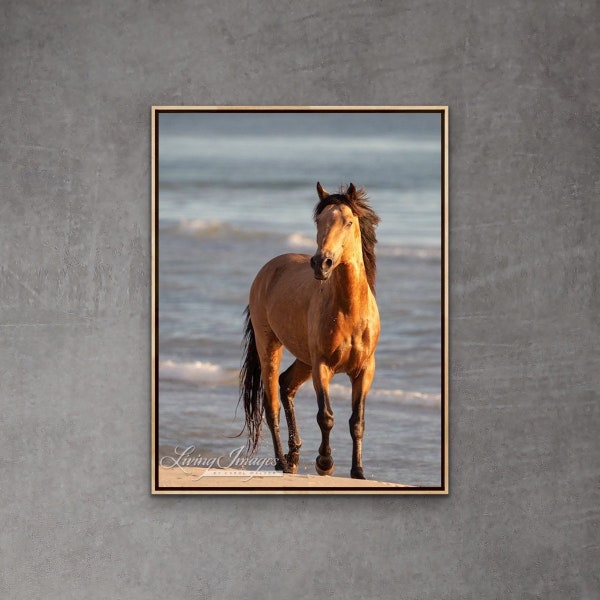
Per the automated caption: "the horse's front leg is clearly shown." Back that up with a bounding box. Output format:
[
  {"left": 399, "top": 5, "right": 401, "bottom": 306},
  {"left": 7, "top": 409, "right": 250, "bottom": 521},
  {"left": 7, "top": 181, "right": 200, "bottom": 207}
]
[
  {"left": 348, "top": 355, "right": 376, "bottom": 479},
  {"left": 313, "top": 362, "right": 335, "bottom": 476}
]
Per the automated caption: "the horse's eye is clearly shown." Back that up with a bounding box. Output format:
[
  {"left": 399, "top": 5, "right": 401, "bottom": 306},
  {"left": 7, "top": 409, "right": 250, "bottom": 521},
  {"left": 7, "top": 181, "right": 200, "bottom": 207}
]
[{"left": 345, "top": 221, "right": 353, "bottom": 228}]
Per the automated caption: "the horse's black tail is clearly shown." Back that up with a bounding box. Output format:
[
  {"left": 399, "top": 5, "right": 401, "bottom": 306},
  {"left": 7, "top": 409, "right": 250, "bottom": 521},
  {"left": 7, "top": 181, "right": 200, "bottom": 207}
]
[{"left": 239, "top": 306, "right": 264, "bottom": 455}]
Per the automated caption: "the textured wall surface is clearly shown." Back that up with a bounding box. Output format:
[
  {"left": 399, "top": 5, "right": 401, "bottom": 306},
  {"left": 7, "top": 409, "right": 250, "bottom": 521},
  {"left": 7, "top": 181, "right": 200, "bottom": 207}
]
[{"left": 1, "top": 1, "right": 598, "bottom": 598}]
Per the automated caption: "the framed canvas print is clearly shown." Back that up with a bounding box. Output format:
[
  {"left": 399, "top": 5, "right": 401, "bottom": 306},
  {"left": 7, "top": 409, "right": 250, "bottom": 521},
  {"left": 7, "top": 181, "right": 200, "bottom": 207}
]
[{"left": 152, "top": 106, "right": 448, "bottom": 494}]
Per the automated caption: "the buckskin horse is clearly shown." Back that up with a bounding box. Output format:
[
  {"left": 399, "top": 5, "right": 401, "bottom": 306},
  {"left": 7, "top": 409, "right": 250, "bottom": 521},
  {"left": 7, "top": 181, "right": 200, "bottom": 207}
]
[{"left": 239, "top": 182, "right": 380, "bottom": 479}]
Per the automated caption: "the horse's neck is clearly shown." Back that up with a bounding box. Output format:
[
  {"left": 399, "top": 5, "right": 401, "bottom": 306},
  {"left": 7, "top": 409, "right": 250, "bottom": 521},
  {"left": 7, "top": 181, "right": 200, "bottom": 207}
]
[{"left": 330, "top": 258, "right": 370, "bottom": 315}]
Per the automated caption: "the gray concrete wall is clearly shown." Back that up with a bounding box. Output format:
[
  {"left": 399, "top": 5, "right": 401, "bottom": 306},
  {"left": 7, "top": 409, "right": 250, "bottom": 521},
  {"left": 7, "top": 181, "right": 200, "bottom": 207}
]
[{"left": 1, "top": 1, "right": 598, "bottom": 598}]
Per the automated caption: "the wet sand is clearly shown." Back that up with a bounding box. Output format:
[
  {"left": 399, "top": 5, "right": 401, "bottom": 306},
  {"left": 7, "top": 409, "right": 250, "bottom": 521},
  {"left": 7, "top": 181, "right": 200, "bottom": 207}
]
[{"left": 156, "top": 466, "right": 418, "bottom": 493}]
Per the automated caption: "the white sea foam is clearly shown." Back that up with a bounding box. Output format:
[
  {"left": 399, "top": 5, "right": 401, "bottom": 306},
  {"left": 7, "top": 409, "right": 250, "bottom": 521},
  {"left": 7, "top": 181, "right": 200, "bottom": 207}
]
[
  {"left": 378, "top": 245, "right": 441, "bottom": 259},
  {"left": 167, "top": 221, "right": 439, "bottom": 262},
  {"left": 369, "top": 387, "right": 442, "bottom": 407},
  {"left": 285, "top": 233, "right": 439, "bottom": 260},
  {"left": 169, "top": 219, "right": 277, "bottom": 242},
  {"left": 299, "top": 382, "right": 441, "bottom": 408},
  {"left": 286, "top": 232, "right": 315, "bottom": 249},
  {"left": 159, "top": 359, "right": 235, "bottom": 385},
  {"left": 174, "top": 219, "right": 227, "bottom": 236},
  {"left": 160, "top": 358, "right": 441, "bottom": 407}
]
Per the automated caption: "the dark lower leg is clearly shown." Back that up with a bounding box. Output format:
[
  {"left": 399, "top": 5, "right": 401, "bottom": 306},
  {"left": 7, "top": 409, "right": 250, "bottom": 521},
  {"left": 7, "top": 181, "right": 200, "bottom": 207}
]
[
  {"left": 265, "top": 405, "right": 287, "bottom": 471},
  {"left": 349, "top": 410, "right": 365, "bottom": 479},
  {"left": 282, "top": 399, "right": 301, "bottom": 472},
  {"left": 279, "top": 360, "right": 311, "bottom": 472},
  {"left": 258, "top": 346, "right": 286, "bottom": 471},
  {"left": 315, "top": 390, "right": 334, "bottom": 475},
  {"left": 349, "top": 363, "right": 373, "bottom": 479}
]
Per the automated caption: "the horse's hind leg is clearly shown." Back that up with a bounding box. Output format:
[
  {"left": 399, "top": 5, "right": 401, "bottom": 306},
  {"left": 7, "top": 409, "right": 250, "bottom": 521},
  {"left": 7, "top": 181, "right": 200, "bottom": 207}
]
[
  {"left": 279, "top": 359, "right": 312, "bottom": 473},
  {"left": 256, "top": 340, "right": 288, "bottom": 471}
]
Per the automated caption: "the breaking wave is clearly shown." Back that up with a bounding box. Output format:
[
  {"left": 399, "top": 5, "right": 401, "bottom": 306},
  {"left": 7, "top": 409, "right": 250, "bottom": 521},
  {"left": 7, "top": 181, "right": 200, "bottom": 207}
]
[
  {"left": 285, "top": 232, "right": 315, "bottom": 249},
  {"left": 327, "top": 383, "right": 441, "bottom": 408},
  {"left": 160, "top": 359, "right": 440, "bottom": 408},
  {"left": 159, "top": 359, "right": 238, "bottom": 385},
  {"left": 164, "top": 219, "right": 439, "bottom": 261},
  {"left": 165, "top": 219, "right": 276, "bottom": 241},
  {"left": 378, "top": 245, "right": 441, "bottom": 260}
]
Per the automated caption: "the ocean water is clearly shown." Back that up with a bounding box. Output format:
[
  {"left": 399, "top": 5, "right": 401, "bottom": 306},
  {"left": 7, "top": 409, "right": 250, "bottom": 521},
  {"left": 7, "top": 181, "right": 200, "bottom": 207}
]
[{"left": 157, "top": 112, "right": 443, "bottom": 486}]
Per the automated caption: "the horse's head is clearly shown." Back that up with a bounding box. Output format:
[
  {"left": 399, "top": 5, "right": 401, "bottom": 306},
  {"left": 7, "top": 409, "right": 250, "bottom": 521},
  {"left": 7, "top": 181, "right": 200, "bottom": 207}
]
[{"left": 311, "top": 182, "right": 361, "bottom": 281}]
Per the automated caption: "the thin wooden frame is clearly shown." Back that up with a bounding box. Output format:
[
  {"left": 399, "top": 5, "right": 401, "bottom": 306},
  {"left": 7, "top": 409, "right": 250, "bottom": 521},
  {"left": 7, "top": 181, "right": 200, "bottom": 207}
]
[{"left": 151, "top": 106, "right": 448, "bottom": 494}]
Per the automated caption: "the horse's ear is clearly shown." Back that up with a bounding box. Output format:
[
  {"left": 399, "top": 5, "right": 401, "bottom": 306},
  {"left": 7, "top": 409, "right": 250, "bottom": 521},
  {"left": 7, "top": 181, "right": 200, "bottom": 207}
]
[
  {"left": 316, "top": 182, "right": 329, "bottom": 202},
  {"left": 347, "top": 183, "right": 356, "bottom": 198}
]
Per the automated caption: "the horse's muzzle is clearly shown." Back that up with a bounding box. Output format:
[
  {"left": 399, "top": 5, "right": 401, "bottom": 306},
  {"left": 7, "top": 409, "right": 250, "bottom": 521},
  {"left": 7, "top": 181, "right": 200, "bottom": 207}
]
[{"left": 310, "top": 253, "right": 334, "bottom": 280}]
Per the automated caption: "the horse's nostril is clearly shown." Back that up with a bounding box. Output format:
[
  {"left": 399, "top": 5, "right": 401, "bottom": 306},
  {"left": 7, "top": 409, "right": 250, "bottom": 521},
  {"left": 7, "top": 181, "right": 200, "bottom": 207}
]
[
  {"left": 310, "top": 256, "right": 316, "bottom": 268},
  {"left": 324, "top": 258, "right": 333, "bottom": 269}
]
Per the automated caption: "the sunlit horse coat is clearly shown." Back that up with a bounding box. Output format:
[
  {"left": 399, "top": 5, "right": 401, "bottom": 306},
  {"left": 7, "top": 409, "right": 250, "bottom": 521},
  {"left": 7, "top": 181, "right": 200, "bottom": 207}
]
[{"left": 239, "top": 183, "right": 380, "bottom": 479}]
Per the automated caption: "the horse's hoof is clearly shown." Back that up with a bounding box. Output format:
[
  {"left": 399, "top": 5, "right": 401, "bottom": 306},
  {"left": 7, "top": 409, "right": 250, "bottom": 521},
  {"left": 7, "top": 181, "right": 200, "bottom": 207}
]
[
  {"left": 284, "top": 456, "right": 299, "bottom": 474},
  {"left": 285, "top": 451, "right": 300, "bottom": 469},
  {"left": 350, "top": 467, "right": 365, "bottom": 479},
  {"left": 276, "top": 457, "right": 298, "bottom": 474},
  {"left": 315, "top": 455, "right": 334, "bottom": 476}
]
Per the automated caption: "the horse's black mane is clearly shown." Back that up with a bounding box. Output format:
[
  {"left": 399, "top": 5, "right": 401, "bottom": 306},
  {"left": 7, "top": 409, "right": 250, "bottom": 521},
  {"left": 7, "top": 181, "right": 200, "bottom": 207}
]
[{"left": 313, "top": 184, "right": 380, "bottom": 295}]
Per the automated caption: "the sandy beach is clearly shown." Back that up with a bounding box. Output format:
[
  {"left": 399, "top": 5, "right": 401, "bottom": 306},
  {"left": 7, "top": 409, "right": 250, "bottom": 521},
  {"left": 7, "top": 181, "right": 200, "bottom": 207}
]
[{"left": 155, "top": 466, "right": 424, "bottom": 494}]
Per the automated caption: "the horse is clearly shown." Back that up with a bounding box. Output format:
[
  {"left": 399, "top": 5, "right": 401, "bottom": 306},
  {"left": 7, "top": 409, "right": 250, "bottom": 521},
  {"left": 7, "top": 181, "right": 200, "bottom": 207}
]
[{"left": 239, "top": 182, "right": 380, "bottom": 479}]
